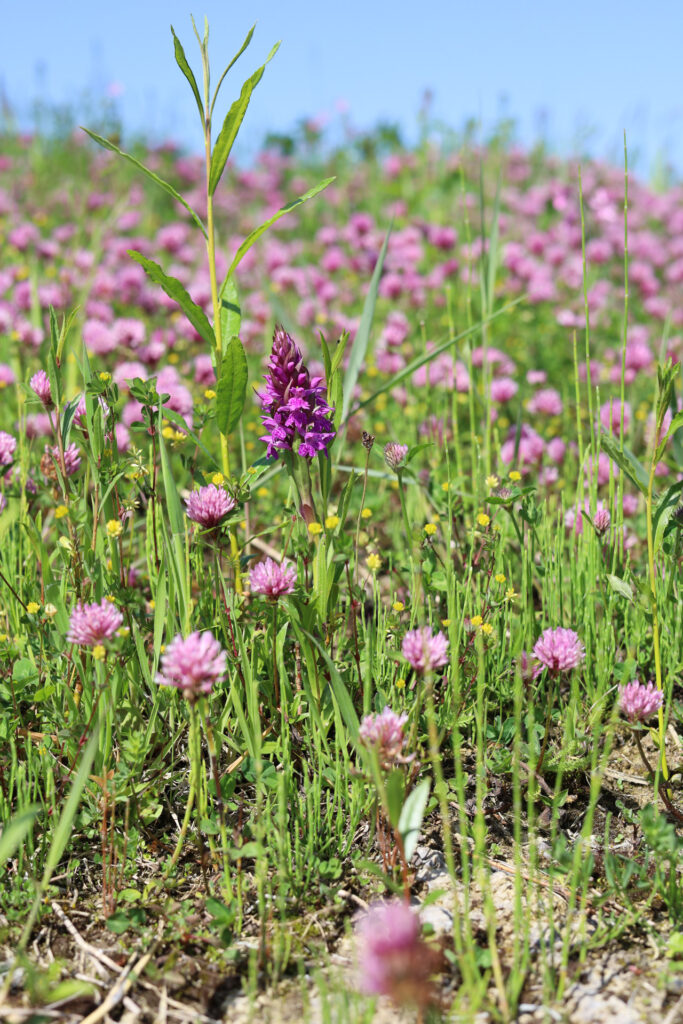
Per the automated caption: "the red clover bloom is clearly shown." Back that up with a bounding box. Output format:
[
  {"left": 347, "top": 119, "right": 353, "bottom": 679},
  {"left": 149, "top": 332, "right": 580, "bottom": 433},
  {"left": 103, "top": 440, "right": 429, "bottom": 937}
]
[
  {"left": 156, "top": 631, "right": 227, "bottom": 699},
  {"left": 0, "top": 431, "right": 17, "bottom": 467},
  {"left": 355, "top": 900, "right": 438, "bottom": 1007},
  {"left": 384, "top": 441, "right": 409, "bottom": 472},
  {"left": 249, "top": 557, "right": 297, "bottom": 598},
  {"left": 29, "top": 370, "right": 53, "bottom": 409},
  {"left": 619, "top": 680, "right": 663, "bottom": 723},
  {"left": 532, "top": 627, "right": 585, "bottom": 677},
  {"left": 359, "top": 706, "right": 408, "bottom": 763},
  {"left": 402, "top": 626, "right": 449, "bottom": 673},
  {"left": 185, "top": 484, "right": 236, "bottom": 529},
  {"left": 67, "top": 599, "right": 124, "bottom": 646},
  {"left": 258, "top": 325, "right": 336, "bottom": 459}
]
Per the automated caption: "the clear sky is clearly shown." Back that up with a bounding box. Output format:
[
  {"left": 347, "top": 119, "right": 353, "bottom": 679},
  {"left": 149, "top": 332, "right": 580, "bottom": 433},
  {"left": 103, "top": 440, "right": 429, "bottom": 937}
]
[{"left": 2, "top": 0, "right": 682, "bottom": 178}]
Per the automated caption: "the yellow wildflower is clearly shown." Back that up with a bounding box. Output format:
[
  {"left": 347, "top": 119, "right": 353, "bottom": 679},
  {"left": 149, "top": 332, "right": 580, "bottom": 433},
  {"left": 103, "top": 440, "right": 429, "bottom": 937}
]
[
  {"left": 486, "top": 474, "right": 499, "bottom": 488},
  {"left": 367, "top": 553, "right": 381, "bottom": 572},
  {"left": 477, "top": 513, "right": 490, "bottom": 528},
  {"left": 509, "top": 470, "right": 522, "bottom": 482},
  {"left": 308, "top": 522, "right": 323, "bottom": 536},
  {"left": 98, "top": 372, "right": 111, "bottom": 383},
  {"left": 392, "top": 601, "right": 405, "bottom": 613},
  {"left": 495, "top": 573, "right": 506, "bottom": 584},
  {"left": 106, "top": 520, "right": 123, "bottom": 538},
  {"left": 92, "top": 645, "right": 106, "bottom": 661},
  {"left": 55, "top": 505, "right": 68, "bottom": 519},
  {"left": 27, "top": 602, "right": 40, "bottom": 614},
  {"left": 424, "top": 522, "right": 437, "bottom": 536},
  {"left": 325, "top": 515, "right": 340, "bottom": 530},
  {"left": 396, "top": 677, "right": 406, "bottom": 689},
  {"left": 470, "top": 615, "right": 483, "bottom": 627},
  {"left": 212, "top": 472, "right": 225, "bottom": 485},
  {"left": 361, "top": 507, "right": 373, "bottom": 519},
  {"left": 204, "top": 389, "right": 216, "bottom": 399},
  {"left": 480, "top": 622, "right": 494, "bottom": 636}
]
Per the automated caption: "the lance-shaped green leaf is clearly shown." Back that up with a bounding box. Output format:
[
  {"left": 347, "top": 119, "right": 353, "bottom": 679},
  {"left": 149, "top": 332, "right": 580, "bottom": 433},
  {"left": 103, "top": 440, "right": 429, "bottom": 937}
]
[
  {"left": 219, "top": 276, "right": 241, "bottom": 355},
  {"left": 341, "top": 224, "right": 392, "bottom": 424},
  {"left": 398, "top": 778, "right": 431, "bottom": 862},
  {"left": 210, "top": 24, "right": 256, "bottom": 119},
  {"left": 0, "top": 806, "right": 39, "bottom": 868},
  {"left": 209, "top": 42, "right": 280, "bottom": 194},
  {"left": 599, "top": 432, "right": 649, "bottom": 496},
  {"left": 221, "top": 177, "right": 334, "bottom": 285},
  {"left": 128, "top": 251, "right": 215, "bottom": 350},
  {"left": 171, "top": 26, "right": 205, "bottom": 126},
  {"left": 216, "top": 337, "right": 248, "bottom": 435},
  {"left": 81, "top": 128, "right": 207, "bottom": 238}
]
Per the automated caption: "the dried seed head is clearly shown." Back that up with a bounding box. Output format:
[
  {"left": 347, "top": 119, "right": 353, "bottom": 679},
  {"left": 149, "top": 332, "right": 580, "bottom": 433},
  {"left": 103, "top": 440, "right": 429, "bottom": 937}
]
[{"left": 361, "top": 431, "right": 375, "bottom": 451}]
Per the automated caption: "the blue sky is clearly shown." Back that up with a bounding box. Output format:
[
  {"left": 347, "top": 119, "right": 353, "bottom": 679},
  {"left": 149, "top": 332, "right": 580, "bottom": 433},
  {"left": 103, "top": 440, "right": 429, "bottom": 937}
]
[{"left": 2, "top": 1, "right": 682, "bottom": 177}]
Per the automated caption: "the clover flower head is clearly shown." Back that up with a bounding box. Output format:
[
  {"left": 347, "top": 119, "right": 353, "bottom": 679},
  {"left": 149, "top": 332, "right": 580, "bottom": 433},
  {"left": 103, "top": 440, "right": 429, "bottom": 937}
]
[
  {"left": 402, "top": 626, "right": 449, "bottom": 673},
  {"left": 355, "top": 900, "right": 438, "bottom": 1007},
  {"left": 619, "top": 680, "right": 663, "bottom": 723},
  {"left": 67, "top": 599, "right": 124, "bottom": 646},
  {"left": 0, "top": 431, "right": 17, "bottom": 467},
  {"left": 249, "top": 557, "right": 297, "bottom": 598},
  {"left": 185, "top": 484, "right": 236, "bottom": 529},
  {"left": 30, "top": 370, "right": 53, "bottom": 409},
  {"left": 156, "top": 631, "right": 227, "bottom": 699},
  {"left": 532, "top": 627, "right": 584, "bottom": 677},
  {"left": 359, "top": 706, "right": 408, "bottom": 762},
  {"left": 384, "top": 441, "right": 409, "bottom": 472}
]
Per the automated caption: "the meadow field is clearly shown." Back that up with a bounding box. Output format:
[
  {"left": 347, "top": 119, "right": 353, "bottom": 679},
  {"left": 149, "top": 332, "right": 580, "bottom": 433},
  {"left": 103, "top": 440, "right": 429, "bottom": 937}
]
[{"left": 0, "top": 25, "right": 682, "bottom": 1024}]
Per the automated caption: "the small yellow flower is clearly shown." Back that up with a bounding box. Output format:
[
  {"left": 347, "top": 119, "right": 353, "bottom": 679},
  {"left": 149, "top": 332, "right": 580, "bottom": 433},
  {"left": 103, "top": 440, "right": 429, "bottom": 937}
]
[
  {"left": 480, "top": 622, "right": 494, "bottom": 636},
  {"left": 424, "top": 522, "right": 437, "bottom": 536},
  {"left": 396, "top": 677, "right": 406, "bottom": 689},
  {"left": 477, "top": 513, "right": 490, "bottom": 528},
  {"left": 470, "top": 615, "right": 483, "bottom": 627},
  {"left": 92, "top": 645, "right": 106, "bottom": 661},
  {"left": 55, "top": 505, "right": 68, "bottom": 519},
  {"left": 212, "top": 472, "right": 225, "bottom": 485},
  {"left": 98, "top": 372, "right": 111, "bottom": 383},
  {"left": 486, "top": 474, "right": 499, "bottom": 488},
  {"left": 361, "top": 507, "right": 373, "bottom": 519},
  {"left": 58, "top": 536, "right": 73, "bottom": 551},
  {"left": 325, "top": 515, "right": 340, "bottom": 530},
  {"left": 495, "top": 573, "right": 506, "bottom": 584},
  {"left": 161, "top": 426, "right": 175, "bottom": 439},
  {"left": 308, "top": 522, "right": 323, "bottom": 536},
  {"left": 392, "top": 601, "right": 405, "bottom": 612},
  {"left": 509, "top": 470, "right": 522, "bottom": 482},
  {"left": 441, "top": 618, "right": 451, "bottom": 627},
  {"left": 505, "top": 587, "right": 517, "bottom": 601},
  {"left": 367, "top": 553, "right": 381, "bottom": 572},
  {"left": 367, "top": 365, "right": 379, "bottom": 378},
  {"left": 257, "top": 486, "right": 269, "bottom": 498},
  {"left": 106, "top": 520, "right": 123, "bottom": 538},
  {"left": 117, "top": 626, "right": 130, "bottom": 637},
  {"left": 26, "top": 602, "right": 40, "bottom": 614},
  {"left": 149, "top": 600, "right": 156, "bottom": 610},
  {"left": 44, "top": 603, "right": 57, "bottom": 618},
  {"left": 168, "top": 352, "right": 179, "bottom": 365},
  {"left": 441, "top": 481, "right": 450, "bottom": 492},
  {"left": 204, "top": 388, "right": 216, "bottom": 399},
  {"left": 105, "top": 594, "right": 116, "bottom": 603}
]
